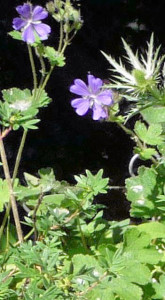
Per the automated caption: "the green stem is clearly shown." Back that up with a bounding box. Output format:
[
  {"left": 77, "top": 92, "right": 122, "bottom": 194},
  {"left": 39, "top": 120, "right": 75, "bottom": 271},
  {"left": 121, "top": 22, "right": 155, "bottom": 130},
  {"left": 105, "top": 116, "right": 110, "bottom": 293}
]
[
  {"left": 6, "top": 216, "right": 10, "bottom": 251},
  {"left": 0, "top": 129, "right": 27, "bottom": 240},
  {"left": 61, "top": 32, "right": 69, "bottom": 54},
  {"left": 77, "top": 217, "right": 89, "bottom": 253},
  {"left": 117, "top": 122, "right": 135, "bottom": 138},
  {"left": 27, "top": 45, "right": 38, "bottom": 97},
  {"left": 118, "top": 122, "right": 157, "bottom": 164},
  {"left": 61, "top": 31, "right": 76, "bottom": 54},
  {"left": 37, "top": 51, "right": 46, "bottom": 99},
  {"left": 39, "top": 65, "right": 54, "bottom": 96},
  {"left": 14, "top": 228, "right": 34, "bottom": 246},
  {"left": 58, "top": 21, "right": 64, "bottom": 52},
  {"left": 12, "top": 130, "right": 28, "bottom": 182},
  {"left": 0, "top": 134, "right": 23, "bottom": 242},
  {"left": 12, "top": 45, "right": 37, "bottom": 183},
  {"left": 0, "top": 202, "right": 11, "bottom": 241}
]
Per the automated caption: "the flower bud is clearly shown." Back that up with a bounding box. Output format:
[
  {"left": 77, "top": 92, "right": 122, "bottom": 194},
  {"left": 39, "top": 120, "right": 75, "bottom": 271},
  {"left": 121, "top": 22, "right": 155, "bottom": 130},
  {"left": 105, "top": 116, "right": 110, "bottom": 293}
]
[{"left": 46, "top": 1, "right": 56, "bottom": 14}]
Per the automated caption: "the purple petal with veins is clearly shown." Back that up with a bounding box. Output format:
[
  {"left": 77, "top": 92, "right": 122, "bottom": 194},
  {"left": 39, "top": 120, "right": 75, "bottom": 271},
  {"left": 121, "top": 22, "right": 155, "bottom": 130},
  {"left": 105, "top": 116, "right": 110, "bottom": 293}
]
[
  {"left": 70, "top": 74, "right": 113, "bottom": 120},
  {"left": 71, "top": 98, "right": 90, "bottom": 116},
  {"left": 16, "top": 4, "right": 31, "bottom": 19},
  {"left": 97, "top": 90, "right": 114, "bottom": 105},
  {"left": 88, "top": 74, "right": 103, "bottom": 93},
  {"left": 13, "top": 3, "right": 51, "bottom": 44},
  {"left": 34, "top": 23, "right": 51, "bottom": 40},
  {"left": 12, "top": 17, "right": 26, "bottom": 30},
  {"left": 92, "top": 103, "right": 107, "bottom": 120},
  {"left": 32, "top": 6, "right": 48, "bottom": 21},
  {"left": 22, "top": 25, "right": 35, "bottom": 44},
  {"left": 70, "top": 79, "right": 89, "bottom": 96}
]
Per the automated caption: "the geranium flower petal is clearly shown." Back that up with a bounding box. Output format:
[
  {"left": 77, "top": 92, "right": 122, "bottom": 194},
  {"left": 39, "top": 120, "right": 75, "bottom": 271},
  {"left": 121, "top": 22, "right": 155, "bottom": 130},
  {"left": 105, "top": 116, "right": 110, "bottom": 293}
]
[
  {"left": 16, "top": 4, "right": 31, "bottom": 19},
  {"left": 92, "top": 103, "right": 107, "bottom": 120},
  {"left": 34, "top": 23, "right": 51, "bottom": 40},
  {"left": 71, "top": 98, "right": 90, "bottom": 115},
  {"left": 12, "top": 17, "right": 26, "bottom": 30},
  {"left": 70, "top": 79, "right": 89, "bottom": 96},
  {"left": 22, "top": 25, "right": 35, "bottom": 44},
  {"left": 32, "top": 6, "right": 48, "bottom": 21},
  {"left": 97, "top": 90, "right": 113, "bottom": 105},
  {"left": 88, "top": 74, "right": 103, "bottom": 93}
]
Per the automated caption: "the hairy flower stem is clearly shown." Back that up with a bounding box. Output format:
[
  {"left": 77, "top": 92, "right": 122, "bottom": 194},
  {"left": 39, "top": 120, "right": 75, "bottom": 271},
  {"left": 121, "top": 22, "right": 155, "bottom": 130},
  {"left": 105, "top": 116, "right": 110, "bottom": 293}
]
[
  {"left": 28, "top": 44, "right": 38, "bottom": 97},
  {"left": 61, "top": 32, "right": 76, "bottom": 54},
  {"left": 12, "top": 45, "right": 37, "bottom": 181},
  {"left": 12, "top": 130, "right": 28, "bottom": 182},
  {"left": 39, "top": 65, "right": 54, "bottom": 97},
  {"left": 77, "top": 217, "right": 89, "bottom": 253},
  {"left": 58, "top": 21, "right": 64, "bottom": 52},
  {"left": 12, "top": 45, "right": 38, "bottom": 184},
  {"left": 0, "top": 134, "right": 23, "bottom": 242},
  {"left": 37, "top": 51, "right": 46, "bottom": 93}
]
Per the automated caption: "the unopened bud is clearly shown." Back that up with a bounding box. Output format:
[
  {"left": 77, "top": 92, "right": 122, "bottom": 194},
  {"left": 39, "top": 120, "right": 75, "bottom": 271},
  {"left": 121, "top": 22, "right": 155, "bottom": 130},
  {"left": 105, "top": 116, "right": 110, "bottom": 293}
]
[{"left": 46, "top": 1, "right": 56, "bottom": 14}]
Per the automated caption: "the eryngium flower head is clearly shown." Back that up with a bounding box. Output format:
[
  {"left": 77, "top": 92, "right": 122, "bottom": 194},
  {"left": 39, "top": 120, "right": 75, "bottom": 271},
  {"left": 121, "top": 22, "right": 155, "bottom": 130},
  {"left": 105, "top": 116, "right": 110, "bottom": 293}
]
[
  {"left": 102, "top": 34, "right": 165, "bottom": 96},
  {"left": 70, "top": 75, "right": 113, "bottom": 120},
  {"left": 13, "top": 3, "right": 51, "bottom": 44}
]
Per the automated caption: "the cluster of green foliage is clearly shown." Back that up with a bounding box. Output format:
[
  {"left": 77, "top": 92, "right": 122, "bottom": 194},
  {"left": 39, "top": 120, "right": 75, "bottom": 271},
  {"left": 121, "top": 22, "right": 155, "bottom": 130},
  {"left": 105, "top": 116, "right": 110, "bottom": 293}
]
[{"left": 1, "top": 1, "right": 165, "bottom": 299}]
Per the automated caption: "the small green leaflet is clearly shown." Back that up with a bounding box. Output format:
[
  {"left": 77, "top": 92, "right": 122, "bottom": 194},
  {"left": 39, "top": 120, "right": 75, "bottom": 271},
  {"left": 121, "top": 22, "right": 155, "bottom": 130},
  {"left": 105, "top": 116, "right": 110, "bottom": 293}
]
[
  {"left": 152, "top": 274, "right": 165, "bottom": 299},
  {"left": 109, "top": 278, "right": 143, "bottom": 300},
  {"left": 142, "top": 106, "right": 165, "bottom": 124},
  {"left": 0, "top": 179, "right": 18, "bottom": 212},
  {"left": 134, "top": 121, "right": 163, "bottom": 145},
  {"left": 74, "top": 169, "right": 109, "bottom": 200},
  {"left": 134, "top": 146, "right": 157, "bottom": 160},
  {"left": 126, "top": 166, "right": 158, "bottom": 218},
  {"left": 44, "top": 46, "right": 65, "bottom": 67},
  {"left": 8, "top": 30, "right": 22, "bottom": 40}
]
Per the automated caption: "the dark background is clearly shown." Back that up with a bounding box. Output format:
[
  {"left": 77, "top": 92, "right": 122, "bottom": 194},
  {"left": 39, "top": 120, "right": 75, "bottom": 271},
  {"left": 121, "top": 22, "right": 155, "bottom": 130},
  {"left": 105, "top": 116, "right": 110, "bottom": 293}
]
[{"left": 0, "top": 0, "right": 165, "bottom": 220}]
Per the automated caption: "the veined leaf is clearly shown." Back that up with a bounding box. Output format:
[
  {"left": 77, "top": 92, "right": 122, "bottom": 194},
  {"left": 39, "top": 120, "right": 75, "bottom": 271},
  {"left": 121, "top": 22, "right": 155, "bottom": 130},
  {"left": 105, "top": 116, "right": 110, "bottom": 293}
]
[{"left": 134, "top": 121, "right": 163, "bottom": 145}]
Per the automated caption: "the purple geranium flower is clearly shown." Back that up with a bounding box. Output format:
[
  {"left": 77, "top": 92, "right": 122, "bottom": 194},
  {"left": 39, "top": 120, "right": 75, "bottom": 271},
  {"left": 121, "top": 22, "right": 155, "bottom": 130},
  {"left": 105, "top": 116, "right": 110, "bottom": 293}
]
[
  {"left": 13, "top": 3, "right": 51, "bottom": 44},
  {"left": 70, "top": 74, "right": 113, "bottom": 120}
]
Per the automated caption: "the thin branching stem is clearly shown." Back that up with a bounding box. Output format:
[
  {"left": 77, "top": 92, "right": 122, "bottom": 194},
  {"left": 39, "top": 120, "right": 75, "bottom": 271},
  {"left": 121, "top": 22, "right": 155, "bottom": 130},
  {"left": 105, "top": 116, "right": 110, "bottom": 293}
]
[
  {"left": 12, "top": 130, "right": 28, "bottom": 182},
  {"left": 14, "top": 228, "right": 34, "bottom": 246},
  {"left": 0, "top": 132, "right": 23, "bottom": 242},
  {"left": 32, "top": 191, "right": 43, "bottom": 241},
  {"left": 77, "top": 216, "right": 89, "bottom": 253},
  {"left": 0, "top": 202, "right": 11, "bottom": 241},
  {"left": 27, "top": 44, "right": 38, "bottom": 97},
  {"left": 58, "top": 21, "right": 64, "bottom": 52},
  {"left": 77, "top": 272, "right": 108, "bottom": 296},
  {"left": 40, "top": 65, "right": 54, "bottom": 94},
  {"left": 37, "top": 50, "right": 47, "bottom": 100},
  {"left": 0, "top": 129, "right": 27, "bottom": 240}
]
